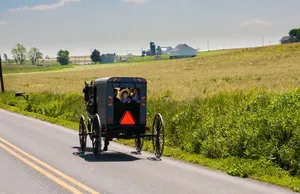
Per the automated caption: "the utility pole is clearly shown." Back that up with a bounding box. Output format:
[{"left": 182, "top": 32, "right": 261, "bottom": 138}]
[
  {"left": 0, "top": 53, "right": 5, "bottom": 92},
  {"left": 207, "top": 40, "right": 210, "bottom": 51},
  {"left": 262, "top": 36, "right": 265, "bottom": 47}
]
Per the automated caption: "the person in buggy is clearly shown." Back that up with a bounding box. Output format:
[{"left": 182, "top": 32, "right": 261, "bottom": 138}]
[
  {"left": 131, "top": 88, "right": 140, "bottom": 103},
  {"left": 114, "top": 89, "right": 119, "bottom": 102},
  {"left": 120, "top": 88, "right": 131, "bottom": 103}
]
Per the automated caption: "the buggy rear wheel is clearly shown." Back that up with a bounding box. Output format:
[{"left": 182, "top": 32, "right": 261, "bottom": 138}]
[
  {"left": 152, "top": 113, "right": 165, "bottom": 159},
  {"left": 92, "top": 114, "right": 102, "bottom": 158},
  {"left": 135, "top": 137, "right": 143, "bottom": 154},
  {"left": 78, "top": 115, "right": 87, "bottom": 154}
]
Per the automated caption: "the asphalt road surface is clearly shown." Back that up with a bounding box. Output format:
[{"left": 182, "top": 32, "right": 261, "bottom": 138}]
[{"left": 0, "top": 109, "right": 297, "bottom": 194}]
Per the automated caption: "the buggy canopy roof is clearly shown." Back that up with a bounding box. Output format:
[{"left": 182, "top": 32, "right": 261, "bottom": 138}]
[{"left": 95, "top": 77, "right": 147, "bottom": 84}]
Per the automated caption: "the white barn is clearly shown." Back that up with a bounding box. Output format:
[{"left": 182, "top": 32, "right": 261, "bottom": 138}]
[{"left": 169, "top": 44, "right": 197, "bottom": 59}]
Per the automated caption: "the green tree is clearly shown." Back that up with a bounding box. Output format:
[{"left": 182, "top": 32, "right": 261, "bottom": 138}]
[
  {"left": 289, "top": 28, "right": 300, "bottom": 42},
  {"left": 141, "top": 50, "right": 146, "bottom": 57},
  {"left": 11, "top": 43, "right": 27, "bottom": 65},
  {"left": 289, "top": 29, "right": 299, "bottom": 37},
  {"left": 28, "top": 47, "right": 43, "bottom": 65},
  {"left": 297, "top": 34, "right": 300, "bottom": 42},
  {"left": 57, "top": 50, "right": 70, "bottom": 65},
  {"left": 2, "top": 53, "right": 8, "bottom": 62},
  {"left": 90, "top": 49, "right": 101, "bottom": 64}
]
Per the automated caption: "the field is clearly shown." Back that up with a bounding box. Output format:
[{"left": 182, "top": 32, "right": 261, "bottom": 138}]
[
  {"left": 1, "top": 43, "right": 300, "bottom": 192},
  {"left": 2, "top": 64, "right": 74, "bottom": 74},
  {"left": 3, "top": 44, "right": 300, "bottom": 100}
]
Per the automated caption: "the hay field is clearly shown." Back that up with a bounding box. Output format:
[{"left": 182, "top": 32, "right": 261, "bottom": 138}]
[{"left": 3, "top": 44, "right": 300, "bottom": 100}]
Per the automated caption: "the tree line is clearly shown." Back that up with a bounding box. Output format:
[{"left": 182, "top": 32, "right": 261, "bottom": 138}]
[
  {"left": 1, "top": 43, "right": 71, "bottom": 66},
  {"left": 1, "top": 43, "right": 43, "bottom": 65},
  {"left": 3, "top": 45, "right": 124, "bottom": 66}
]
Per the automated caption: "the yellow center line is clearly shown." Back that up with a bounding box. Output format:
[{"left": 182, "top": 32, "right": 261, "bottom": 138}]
[
  {"left": 0, "top": 142, "right": 83, "bottom": 194},
  {"left": 0, "top": 137, "right": 100, "bottom": 194}
]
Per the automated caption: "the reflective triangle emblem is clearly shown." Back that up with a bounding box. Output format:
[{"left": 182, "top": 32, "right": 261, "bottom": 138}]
[{"left": 120, "top": 111, "right": 136, "bottom": 125}]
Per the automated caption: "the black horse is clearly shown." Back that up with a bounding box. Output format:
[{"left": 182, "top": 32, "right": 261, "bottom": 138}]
[
  {"left": 83, "top": 81, "right": 95, "bottom": 119},
  {"left": 82, "top": 81, "right": 110, "bottom": 151}
]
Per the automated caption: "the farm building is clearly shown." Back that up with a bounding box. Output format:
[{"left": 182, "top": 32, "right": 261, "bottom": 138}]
[
  {"left": 70, "top": 56, "right": 92, "bottom": 65},
  {"left": 280, "top": 36, "right": 297, "bottom": 44},
  {"left": 119, "top": 56, "right": 128, "bottom": 62},
  {"left": 169, "top": 44, "right": 197, "bottom": 59},
  {"left": 161, "top": 46, "right": 173, "bottom": 54},
  {"left": 101, "top": 53, "right": 118, "bottom": 64}
]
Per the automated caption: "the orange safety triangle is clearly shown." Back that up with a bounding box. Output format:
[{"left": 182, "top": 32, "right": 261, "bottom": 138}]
[{"left": 120, "top": 111, "right": 136, "bottom": 125}]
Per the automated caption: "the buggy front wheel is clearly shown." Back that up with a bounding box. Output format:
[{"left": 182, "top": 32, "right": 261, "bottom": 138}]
[
  {"left": 152, "top": 113, "right": 165, "bottom": 159},
  {"left": 78, "top": 115, "right": 87, "bottom": 154},
  {"left": 92, "top": 114, "right": 102, "bottom": 158}
]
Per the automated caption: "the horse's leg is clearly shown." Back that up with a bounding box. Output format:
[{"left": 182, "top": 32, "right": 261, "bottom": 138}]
[{"left": 103, "top": 138, "right": 109, "bottom": 151}]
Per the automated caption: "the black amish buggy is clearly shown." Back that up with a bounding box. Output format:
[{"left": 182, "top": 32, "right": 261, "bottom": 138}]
[{"left": 79, "top": 77, "right": 165, "bottom": 159}]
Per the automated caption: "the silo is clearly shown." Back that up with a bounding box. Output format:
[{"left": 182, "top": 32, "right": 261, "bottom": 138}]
[{"left": 150, "top": 42, "right": 156, "bottom": 56}]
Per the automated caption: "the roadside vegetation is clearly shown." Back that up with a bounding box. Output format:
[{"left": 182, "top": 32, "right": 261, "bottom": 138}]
[
  {"left": 1, "top": 90, "right": 300, "bottom": 192},
  {"left": 1, "top": 43, "right": 300, "bottom": 192}
]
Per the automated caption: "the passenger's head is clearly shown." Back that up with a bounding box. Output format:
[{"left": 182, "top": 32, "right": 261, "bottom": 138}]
[
  {"left": 133, "top": 88, "right": 139, "bottom": 94},
  {"left": 122, "top": 91, "right": 129, "bottom": 98}
]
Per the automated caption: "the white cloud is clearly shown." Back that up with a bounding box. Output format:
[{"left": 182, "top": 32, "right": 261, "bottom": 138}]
[
  {"left": 240, "top": 18, "right": 271, "bottom": 27},
  {"left": 122, "top": 0, "right": 148, "bottom": 4},
  {"left": 0, "top": 20, "right": 7, "bottom": 25},
  {"left": 9, "top": 0, "right": 81, "bottom": 12}
]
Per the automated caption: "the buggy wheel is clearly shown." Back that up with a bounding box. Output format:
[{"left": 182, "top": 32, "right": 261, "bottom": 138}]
[
  {"left": 135, "top": 137, "right": 143, "bottom": 154},
  {"left": 92, "top": 114, "right": 102, "bottom": 158},
  {"left": 78, "top": 115, "right": 87, "bottom": 154},
  {"left": 152, "top": 113, "right": 165, "bottom": 159}
]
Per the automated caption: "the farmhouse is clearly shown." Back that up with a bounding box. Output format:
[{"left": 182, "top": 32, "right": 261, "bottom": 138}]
[
  {"left": 119, "top": 56, "right": 128, "bottom": 62},
  {"left": 169, "top": 44, "right": 197, "bottom": 59},
  {"left": 280, "top": 36, "right": 297, "bottom": 44},
  {"left": 161, "top": 46, "right": 173, "bottom": 54},
  {"left": 101, "top": 53, "right": 118, "bottom": 64}
]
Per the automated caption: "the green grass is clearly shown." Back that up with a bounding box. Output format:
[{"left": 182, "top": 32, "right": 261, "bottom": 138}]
[
  {"left": 1, "top": 90, "right": 300, "bottom": 192},
  {"left": 2, "top": 64, "right": 75, "bottom": 74}
]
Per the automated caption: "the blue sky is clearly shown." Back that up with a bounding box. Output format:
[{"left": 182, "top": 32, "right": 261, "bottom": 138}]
[{"left": 0, "top": 0, "right": 300, "bottom": 57}]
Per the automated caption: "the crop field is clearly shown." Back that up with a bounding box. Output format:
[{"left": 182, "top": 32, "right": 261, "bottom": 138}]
[
  {"left": 1, "top": 43, "right": 300, "bottom": 191},
  {"left": 3, "top": 44, "right": 300, "bottom": 100},
  {"left": 2, "top": 64, "right": 74, "bottom": 74}
]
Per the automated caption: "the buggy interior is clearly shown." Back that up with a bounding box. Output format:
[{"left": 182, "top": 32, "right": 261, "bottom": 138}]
[{"left": 113, "top": 87, "right": 141, "bottom": 125}]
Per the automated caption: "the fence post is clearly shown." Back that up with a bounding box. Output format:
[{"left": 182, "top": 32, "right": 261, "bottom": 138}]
[{"left": 0, "top": 53, "right": 5, "bottom": 92}]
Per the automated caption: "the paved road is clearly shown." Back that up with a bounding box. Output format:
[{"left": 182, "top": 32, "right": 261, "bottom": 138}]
[{"left": 0, "top": 109, "right": 297, "bottom": 194}]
